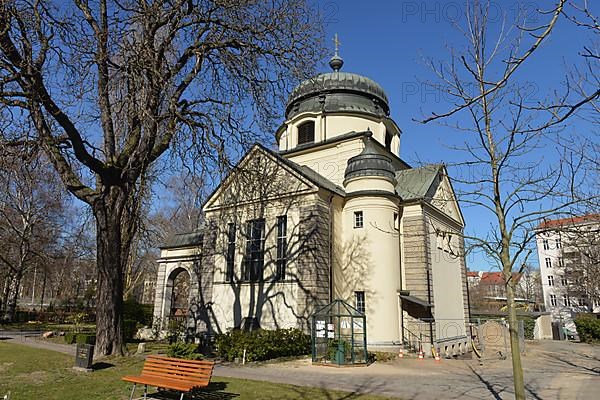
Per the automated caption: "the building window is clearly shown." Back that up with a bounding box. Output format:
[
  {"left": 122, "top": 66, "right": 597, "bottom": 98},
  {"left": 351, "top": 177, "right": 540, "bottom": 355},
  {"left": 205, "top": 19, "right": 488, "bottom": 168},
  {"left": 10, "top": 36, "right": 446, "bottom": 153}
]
[
  {"left": 226, "top": 223, "right": 236, "bottom": 282},
  {"left": 562, "top": 295, "right": 570, "bottom": 307},
  {"left": 579, "top": 298, "right": 586, "bottom": 306},
  {"left": 558, "top": 257, "right": 565, "bottom": 268},
  {"left": 560, "top": 276, "right": 568, "bottom": 286},
  {"left": 297, "top": 121, "right": 315, "bottom": 145},
  {"left": 276, "top": 215, "right": 287, "bottom": 280},
  {"left": 545, "top": 258, "right": 552, "bottom": 268},
  {"left": 243, "top": 219, "right": 265, "bottom": 282},
  {"left": 354, "top": 211, "right": 363, "bottom": 229},
  {"left": 385, "top": 131, "right": 393, "bottom": 151},
  {"left": 548, "top": 275, "right": 554, "bottom": 286},
  {"left": 543, "top": 239, "right": 549, "bottom": 250},
  {"left": 550, "top": 294, "right": 557, "bottom": 307},
  {"left": 555, "top": 238, "right": 561, "bottom": 249},
  {"left": 355, "top": 291, "right": 366, "bottom": 314}
]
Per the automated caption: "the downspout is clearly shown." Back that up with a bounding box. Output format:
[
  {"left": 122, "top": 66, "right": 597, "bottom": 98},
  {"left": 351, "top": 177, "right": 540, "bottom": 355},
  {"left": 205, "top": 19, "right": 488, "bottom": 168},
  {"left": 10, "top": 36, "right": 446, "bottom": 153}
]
[
  {"left": 397, "top": 203, "right": 404, "bottom": 346},
  {"left": 425, "top": 214, "right": 434, "bottom": 347},
  {"left": 328, "top": 193, "right": 334, "bottom": 303}
]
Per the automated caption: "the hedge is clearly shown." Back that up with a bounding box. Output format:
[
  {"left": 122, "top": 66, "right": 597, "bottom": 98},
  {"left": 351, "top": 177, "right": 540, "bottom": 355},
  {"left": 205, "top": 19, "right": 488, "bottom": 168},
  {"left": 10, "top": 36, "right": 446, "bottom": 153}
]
[
  {"left": 123, "top": 319, "right": 138, "bottom": 342},
  {"left": 64, "top": 332, "right": 76, "bottom": 344},
  {"left": 574, "top": 315, "right": 600, "bottom": 343},
  {"left": 76, "top": 334, "right": 96, "bottom": 345},
  {"left": 215, "top": 328, "right": 310, "bottom": 362},
  {"left": 167, "top": 342, "right": 203, "bottom": 360}
]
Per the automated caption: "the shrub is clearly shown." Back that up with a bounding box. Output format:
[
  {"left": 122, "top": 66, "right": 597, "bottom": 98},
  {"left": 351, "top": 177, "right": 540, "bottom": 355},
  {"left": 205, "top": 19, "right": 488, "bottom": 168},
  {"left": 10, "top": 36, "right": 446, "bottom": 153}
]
[
  {"left": 123, "top": 297, "right": 152, "bottom": 326},
  {"left": 123, "top": 319, "right": 138, "bottom": 342},
  {"left": 167, "top": 342, "right": 203, "bottom": 360},
  {"left": 521, "top": 317, "right": 535, "bottom": 340},
  {"left": 215, "top": 328, "right": 310, "bottom": 362},
  {"left": 76, "top": 334, "right": 96, "bottom": 345},
  {"left": 575, "top": 314, "right": 600, "bottom": 343},
  {"left": 64, "top": 332, "right": 77, "bottom": 344}
]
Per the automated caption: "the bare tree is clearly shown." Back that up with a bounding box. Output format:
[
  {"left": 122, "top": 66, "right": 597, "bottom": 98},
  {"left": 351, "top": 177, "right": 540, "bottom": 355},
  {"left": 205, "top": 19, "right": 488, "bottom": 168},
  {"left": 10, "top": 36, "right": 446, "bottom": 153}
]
[
  {"left": 0, "top": 0, "right": 324, "bottom": 355},
  {"left": 0, "top": 152, "right": 65, "bottom": 321},
  {"left": 417, "top": 2, "right": 583, "bottom": 398}
]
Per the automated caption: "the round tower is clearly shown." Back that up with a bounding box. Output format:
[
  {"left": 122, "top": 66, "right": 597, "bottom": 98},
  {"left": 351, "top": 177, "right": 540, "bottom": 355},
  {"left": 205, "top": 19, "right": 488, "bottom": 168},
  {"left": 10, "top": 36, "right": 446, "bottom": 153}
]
[
  {"left": 341, "top": 132, "right": 401, "bottom": 349},
  {"left": 275, "top": 53, "right": 401, "bottom": 155}
]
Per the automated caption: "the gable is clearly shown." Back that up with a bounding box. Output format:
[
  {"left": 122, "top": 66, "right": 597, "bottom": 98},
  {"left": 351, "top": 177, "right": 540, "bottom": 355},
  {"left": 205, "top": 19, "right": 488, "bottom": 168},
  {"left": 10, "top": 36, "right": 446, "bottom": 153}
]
[
  {"left": 428, "top": 170, "right": 464, "bottom": 226},
  {"left": 203, "top": 145, "right": 320, "bottom": 212}
]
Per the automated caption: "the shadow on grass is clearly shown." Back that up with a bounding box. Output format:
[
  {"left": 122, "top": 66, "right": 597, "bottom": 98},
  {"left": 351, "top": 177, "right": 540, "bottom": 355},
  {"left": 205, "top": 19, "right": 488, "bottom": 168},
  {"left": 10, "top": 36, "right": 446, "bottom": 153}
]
[
  {"left": 142, "top": 382, "right": 239, "bottom": 400},
  {"left": 92, "top": 362, "right": 115, "bottom": 371}
]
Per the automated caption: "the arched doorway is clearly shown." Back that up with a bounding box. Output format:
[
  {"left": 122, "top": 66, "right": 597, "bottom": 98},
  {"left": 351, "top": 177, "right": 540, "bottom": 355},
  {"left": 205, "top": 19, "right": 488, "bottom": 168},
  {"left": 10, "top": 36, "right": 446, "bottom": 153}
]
[{"left": 167, "top": 267, "right": 191, "bottom": 322}]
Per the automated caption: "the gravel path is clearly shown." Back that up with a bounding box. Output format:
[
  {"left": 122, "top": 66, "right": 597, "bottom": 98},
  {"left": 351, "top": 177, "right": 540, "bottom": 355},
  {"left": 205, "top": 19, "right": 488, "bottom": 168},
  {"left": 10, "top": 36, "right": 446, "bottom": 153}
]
[
  {"left": 3, "top": 331, "right": 598, "bottom": 399},
  {"left": 214, "top": 341, "right": 600, "bottom": 399}
]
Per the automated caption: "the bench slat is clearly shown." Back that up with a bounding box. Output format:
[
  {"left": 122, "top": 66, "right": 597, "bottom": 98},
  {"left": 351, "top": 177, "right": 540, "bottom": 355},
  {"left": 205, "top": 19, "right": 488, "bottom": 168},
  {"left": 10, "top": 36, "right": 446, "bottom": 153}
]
[{"left": 122, "top": 355, "right": 215, "bottom": 394}]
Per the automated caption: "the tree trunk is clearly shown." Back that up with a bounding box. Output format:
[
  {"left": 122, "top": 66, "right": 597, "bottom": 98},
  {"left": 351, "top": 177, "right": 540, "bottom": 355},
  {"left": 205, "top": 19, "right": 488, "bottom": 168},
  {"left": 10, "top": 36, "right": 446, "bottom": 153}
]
[
  {"left": 506, "top": 276, "right": 525, "bottom": 400},
  {"left": 93, "top": 189, "right": 129, "bottom": 356},
  {"left": 3, "top": 273, "right": 22, "bottom": 322}
]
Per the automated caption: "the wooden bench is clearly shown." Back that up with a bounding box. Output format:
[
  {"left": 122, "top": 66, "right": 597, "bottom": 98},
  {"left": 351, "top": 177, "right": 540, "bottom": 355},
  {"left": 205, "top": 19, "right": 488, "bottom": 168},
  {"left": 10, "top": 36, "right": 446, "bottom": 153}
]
[{"left": 122, "top": 355, "right": 215, "bottom": 400}]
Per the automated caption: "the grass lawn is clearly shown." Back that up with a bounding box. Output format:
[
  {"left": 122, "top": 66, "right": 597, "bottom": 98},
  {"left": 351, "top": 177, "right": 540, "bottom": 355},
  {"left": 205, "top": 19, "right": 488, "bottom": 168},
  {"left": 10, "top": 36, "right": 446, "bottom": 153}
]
[{"left": 0, "top": 342, "right": 394, "bottom": 400}]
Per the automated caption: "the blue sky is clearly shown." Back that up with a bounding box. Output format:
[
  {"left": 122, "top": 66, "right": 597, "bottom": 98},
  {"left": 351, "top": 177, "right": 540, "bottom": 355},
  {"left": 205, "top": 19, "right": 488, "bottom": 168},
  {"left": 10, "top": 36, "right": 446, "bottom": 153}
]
[{"left": 313, "top": 0, "right": 597, "bottom": 271}]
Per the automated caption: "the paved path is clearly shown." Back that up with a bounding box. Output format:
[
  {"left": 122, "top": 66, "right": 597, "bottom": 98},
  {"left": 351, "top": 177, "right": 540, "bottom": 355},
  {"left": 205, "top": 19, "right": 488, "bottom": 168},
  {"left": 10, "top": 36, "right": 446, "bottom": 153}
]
[
  {"left": 214, "top": 341, "right": 600, "bottom": 400},
  {"left": 0, "top": 330, "right": 76, "bottom": 356},
  {"left": 2, "top": 331, "right": 598, "bottom": 399}
]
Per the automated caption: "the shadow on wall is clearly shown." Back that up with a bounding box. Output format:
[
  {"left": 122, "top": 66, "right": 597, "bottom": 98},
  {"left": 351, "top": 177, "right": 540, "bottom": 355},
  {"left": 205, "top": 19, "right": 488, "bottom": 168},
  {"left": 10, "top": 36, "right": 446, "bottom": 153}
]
[{"left": 187, "top": 150, "right": 334, "bottom": 334}]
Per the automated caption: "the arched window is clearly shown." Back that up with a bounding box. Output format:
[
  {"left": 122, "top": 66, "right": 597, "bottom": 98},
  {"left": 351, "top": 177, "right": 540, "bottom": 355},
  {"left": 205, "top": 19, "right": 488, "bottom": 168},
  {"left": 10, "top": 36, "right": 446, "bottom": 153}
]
[
  {"left": 385, "top": 130, "right": 393, "bottom": 151},
  {"left": 297, "top": 121, "right": 315, "bottom": 145}
]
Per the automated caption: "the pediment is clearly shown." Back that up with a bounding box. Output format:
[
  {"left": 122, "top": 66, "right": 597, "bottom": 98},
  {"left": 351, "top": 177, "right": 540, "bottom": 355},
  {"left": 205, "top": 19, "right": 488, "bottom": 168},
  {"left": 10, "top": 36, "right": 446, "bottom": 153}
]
[
  {"left": 428, "top": 168, "right": 464, "bottom": 226},
  {"left": 204, "top": 145, "right": 317, "bottom": 211}
]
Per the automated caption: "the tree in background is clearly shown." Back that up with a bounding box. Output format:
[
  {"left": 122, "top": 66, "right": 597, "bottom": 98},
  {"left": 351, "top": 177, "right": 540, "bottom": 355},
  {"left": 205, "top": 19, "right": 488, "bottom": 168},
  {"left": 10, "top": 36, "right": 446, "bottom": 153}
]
[
  {"left": 0, "top": 151, "right": 66, "bottom": 321},
  {"left": 0, "top": 0, "right": 324, "bottom": 355},
  {"left": 417, "top": 1, "right": 591, "bottom": 398}
]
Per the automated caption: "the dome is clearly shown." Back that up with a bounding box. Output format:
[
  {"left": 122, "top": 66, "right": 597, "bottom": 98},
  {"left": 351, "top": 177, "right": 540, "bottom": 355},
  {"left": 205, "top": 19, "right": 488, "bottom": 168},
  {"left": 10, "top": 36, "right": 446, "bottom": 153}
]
[
  {"left": 344, "top": 132, "right": 395, "bottom": 184},
  {"left": 285, "top": 57, "right": 390, "bottom": 120}
]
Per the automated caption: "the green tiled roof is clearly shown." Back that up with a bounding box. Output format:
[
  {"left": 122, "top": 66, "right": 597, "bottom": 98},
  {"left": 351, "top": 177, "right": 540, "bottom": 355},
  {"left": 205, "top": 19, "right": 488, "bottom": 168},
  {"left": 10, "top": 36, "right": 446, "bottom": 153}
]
[{"left": 395, "top": 165, "right": 441, "bottom": 201}]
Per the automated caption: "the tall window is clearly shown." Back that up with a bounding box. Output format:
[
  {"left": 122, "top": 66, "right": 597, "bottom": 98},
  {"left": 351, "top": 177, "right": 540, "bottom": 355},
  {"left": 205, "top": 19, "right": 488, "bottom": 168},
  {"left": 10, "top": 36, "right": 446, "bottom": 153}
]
[
  {"left": 558, "top": 257, "right": 565, "bottom": 268},
  {"left": 226, "top": 223, "right": 236, "bottom": 282},
  {"left": 545, "top": 258, "right": 552, "bottom": 268},
  {"left": 385, "top": 131, "right": 393, "bottom": 151},
  {"left": 355, "top": 291, "right": 366, "bottom": 314},
  {"left": 354, "top": 211, "right": 363, "bottom": 229},
  {"left": 555, "top": 238, "right": 561, "bottom": 249},
  {"left": 562, "top": 295, "right": 570, "bottom": 307},
  {"left": 543, "top": 239, "right": 549, "bottom": 250},
  {"left": 561, "top": 276, "right": 568, "bottom": 286},
  {"left": 297, "top": 121, "right": 315, "bottom": 145},
  {"left": 276, "top": 215, "right": 287, "bottom": 280},
  {"left": 548, "top": 275, "right": 554, "bottom": 286},
  {"left": 550, "top": 294, "right": 557, "bottom": 306},
  {"left": 579, "top": 298, "right": 586, "bottom": 306},
  {"left": 243, "top": 219, "right": 265, "bottom": 282}
]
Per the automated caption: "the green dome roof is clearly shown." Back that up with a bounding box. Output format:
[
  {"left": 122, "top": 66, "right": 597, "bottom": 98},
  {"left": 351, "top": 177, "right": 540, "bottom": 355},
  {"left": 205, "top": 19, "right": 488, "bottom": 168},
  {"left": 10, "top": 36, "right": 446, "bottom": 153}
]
[{"left": 285, "top": 59, "right": 390, "bottom": 119}]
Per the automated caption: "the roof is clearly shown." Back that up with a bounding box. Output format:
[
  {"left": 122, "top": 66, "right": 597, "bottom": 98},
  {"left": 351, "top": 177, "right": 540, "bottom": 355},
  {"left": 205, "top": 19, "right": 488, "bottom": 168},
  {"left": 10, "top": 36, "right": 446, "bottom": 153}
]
[
  {"left": 467, "top": 271, "right": 480, "bottom": 278},
  {"left": 399, "top": 294, "right": 432, "bottom": 308},
  {"left": 538, "top": 214, "right": 600, "bottom": 229},
  {"left": 478, "top": 272, "right": 522, "bottom": 285},
  {"left": 202, "top": 143, "right": 346, "bottom": 210},
  {"left": 344, "top": 132, "right": 395, "bottom": 183},
  {"left": 285, "top": 64, "right": 390, "bottom": 119},
  {"left": 160, "top": 230, "right": 203, "bottom": 249},
  {"left": 395, "top": 164, "right": 441, "bottom": 201}
]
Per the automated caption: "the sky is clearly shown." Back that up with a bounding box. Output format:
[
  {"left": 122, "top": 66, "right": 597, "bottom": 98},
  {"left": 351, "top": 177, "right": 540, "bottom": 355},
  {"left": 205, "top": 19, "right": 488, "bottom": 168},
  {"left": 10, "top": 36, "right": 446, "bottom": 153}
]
[{"left": 312, "top": 0, "right": 598, "bottom": 271}]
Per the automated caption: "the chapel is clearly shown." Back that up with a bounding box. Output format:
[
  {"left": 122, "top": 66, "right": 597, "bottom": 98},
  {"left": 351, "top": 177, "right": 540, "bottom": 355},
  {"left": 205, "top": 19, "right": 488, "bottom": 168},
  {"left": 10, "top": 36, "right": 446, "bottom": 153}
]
[{"left": 153, "top": 50, "right": 470, "bottom": 355}]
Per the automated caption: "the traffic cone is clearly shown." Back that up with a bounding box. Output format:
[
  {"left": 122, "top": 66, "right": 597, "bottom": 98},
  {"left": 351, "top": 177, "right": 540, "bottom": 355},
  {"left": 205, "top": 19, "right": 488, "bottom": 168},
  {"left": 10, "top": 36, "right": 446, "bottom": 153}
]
[
  {"left": 398, "top": 348, "right": 404, "bottom": 358},
  {"left": 434, "top": 348, "right": 441, "bottom": 362},
  {"left": 418, "top": 349, "right": 424, "bottom": 359}
]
